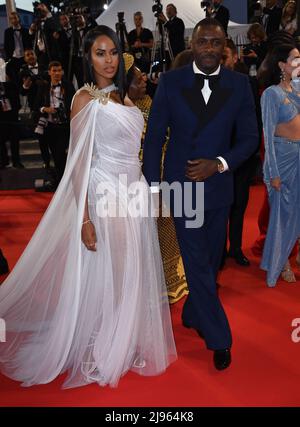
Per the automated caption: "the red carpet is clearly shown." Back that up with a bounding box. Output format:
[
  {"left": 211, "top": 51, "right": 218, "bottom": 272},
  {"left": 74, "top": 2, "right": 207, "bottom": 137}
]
[{"left": 0, "top": 186, "right": 300, "bottom": 407}]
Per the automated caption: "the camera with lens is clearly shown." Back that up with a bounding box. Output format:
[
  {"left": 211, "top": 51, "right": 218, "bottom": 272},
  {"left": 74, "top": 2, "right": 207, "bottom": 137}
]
[
  {"left": 152, "top": 0, "right": 163, "bottom": 18},
  {"left": 32, "top": 1, "right": 43, "bottom": 20},
  {"left": 117, "top": 11, "right": 124, "bottom": 23},
  {"left": 53, "top": 103, "right": 68, "bottom": 124},
  {"left": 201, "top": 1, "right": 211, "bottom": 8},
  {"left": 34, "top": 115, "right": 48, "bottom": 135}
]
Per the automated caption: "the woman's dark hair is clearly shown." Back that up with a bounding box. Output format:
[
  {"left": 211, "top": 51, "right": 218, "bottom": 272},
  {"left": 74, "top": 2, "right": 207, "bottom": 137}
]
[
  {"left": 262, "top": 44, "right": 296, "bottom": 87},
  {"left": 83, "top": 25, "right": 126, "bottom": 102}
]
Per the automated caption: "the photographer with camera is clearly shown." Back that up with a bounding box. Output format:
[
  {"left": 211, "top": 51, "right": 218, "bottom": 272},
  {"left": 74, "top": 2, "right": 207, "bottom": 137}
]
[
  {"left": 4, "top": 11, "right": 33, "bottom": 82},
  {"left": 34, "top": 61, "right": 75, "bottom": 185},
  {"left": 241, "top": 23, "right": 267, "bottom": 73},
  {"left": 205, "top": 1, "right": 229, "bottom": 35},
  {"left": 19, "top": 48, "right": 51, "bottom": 170},
  {"left": 29, "top": 2, "right": 60, "bottom": 69},
  {"left": 157, "top": 3, "right": 185, "bottom": 60},
  {"left": 128, "top": 12, "right": 154, "bottom": 73}
]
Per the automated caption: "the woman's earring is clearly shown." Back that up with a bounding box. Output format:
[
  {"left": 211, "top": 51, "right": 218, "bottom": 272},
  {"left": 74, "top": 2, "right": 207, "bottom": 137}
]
[{"left": 280, "top": 68, "right": 286, "bottom": 81}]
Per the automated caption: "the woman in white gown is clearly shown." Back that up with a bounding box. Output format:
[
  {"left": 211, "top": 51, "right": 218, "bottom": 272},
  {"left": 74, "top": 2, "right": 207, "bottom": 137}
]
[{"left": 0, "top": 26, "right": 177, "bottom": 389}]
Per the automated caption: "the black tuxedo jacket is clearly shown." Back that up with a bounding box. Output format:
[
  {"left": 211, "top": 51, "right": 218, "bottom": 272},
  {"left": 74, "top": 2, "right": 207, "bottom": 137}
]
[
  {"left": 4, "top": 27, "right": 33, "bottom": 60},
  {"left": 214, "top": 5, "right": 230, "bottom": 34},
  {"left": 19, "top": 64, "right": 48, "bottom": 110},
  {"left": 33, "top": 80, "right": 75, "bottom": 123},
  {"left": 263, "top": 6, "right": 282, "bottom": 35},
  {"left": 164, "top": 16, "right": 185, "bottom": 58}
]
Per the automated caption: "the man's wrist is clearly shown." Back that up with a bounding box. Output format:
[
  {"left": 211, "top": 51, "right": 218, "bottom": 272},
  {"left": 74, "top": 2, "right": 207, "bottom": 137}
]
[{"left": 216, "top": 158, "right": 225, "bottom": 173}]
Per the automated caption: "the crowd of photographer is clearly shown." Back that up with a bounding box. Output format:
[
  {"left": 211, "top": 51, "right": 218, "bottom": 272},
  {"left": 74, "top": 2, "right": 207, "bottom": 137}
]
[{"left": 0, "top": 1, "right": 298, "bottom": 189}]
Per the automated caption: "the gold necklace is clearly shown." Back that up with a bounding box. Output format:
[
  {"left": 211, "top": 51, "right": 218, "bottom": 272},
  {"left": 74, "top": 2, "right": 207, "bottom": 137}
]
[{"left": 83, "top": 82, "right": 117, "bottom": 105}]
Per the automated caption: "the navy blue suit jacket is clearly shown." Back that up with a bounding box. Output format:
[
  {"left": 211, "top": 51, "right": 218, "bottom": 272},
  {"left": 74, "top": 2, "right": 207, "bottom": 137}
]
[{"left": 143, "top": 64, "right": 259, "bottom": 211}]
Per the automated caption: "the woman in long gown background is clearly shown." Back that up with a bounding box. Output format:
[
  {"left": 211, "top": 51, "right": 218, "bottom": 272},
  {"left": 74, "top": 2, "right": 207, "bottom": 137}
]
[
  {"left": 0, "top": 25, "right": 176, "bottom": 388},
  {"left": 260, "top": 43, "right": 300, "bottom": 286}
]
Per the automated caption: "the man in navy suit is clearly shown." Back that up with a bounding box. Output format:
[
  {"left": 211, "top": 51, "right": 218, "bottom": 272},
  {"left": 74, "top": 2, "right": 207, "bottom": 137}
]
[{"left": 143, "top": 18, "right": 258, "bottom": 370}]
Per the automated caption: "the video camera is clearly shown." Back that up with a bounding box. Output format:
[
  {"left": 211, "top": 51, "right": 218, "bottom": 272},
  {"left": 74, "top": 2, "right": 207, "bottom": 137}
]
[{"left": 152, "top": 0, "right": 163, "bottom": 18}]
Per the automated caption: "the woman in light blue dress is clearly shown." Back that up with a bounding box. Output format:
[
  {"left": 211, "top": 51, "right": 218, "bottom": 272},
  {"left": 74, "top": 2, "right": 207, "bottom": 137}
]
[{"left": 261, "top": 43, "right": 300, "bottom": 286}]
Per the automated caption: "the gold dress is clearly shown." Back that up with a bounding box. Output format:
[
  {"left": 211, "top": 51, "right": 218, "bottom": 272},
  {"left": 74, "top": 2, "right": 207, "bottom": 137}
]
[{"left": 136, "top": 95, "right": 188, "bottom": 304}]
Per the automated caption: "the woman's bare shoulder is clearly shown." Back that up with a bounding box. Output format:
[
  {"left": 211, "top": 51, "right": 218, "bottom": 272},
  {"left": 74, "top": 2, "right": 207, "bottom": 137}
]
[{"left": 70, "top": 89, "right": 93, "bottom": 119}]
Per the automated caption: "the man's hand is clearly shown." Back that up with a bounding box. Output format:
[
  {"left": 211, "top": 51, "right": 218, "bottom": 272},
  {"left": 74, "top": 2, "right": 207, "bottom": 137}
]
[
  {"left": 271, "top": 177, "right": 281, "bottom": 191},
  {"left": 158, "top": 13, "right": 167, "bottom": 23},
  {"left": 133, "top": 40, "right": 142, "bottom": 48},
  {"left": 186, "top": 159, "right": 218, "bottom": 181},
  {"left": 43, "top": 106, "right": 57, "bottom": 114},
  {"left": 23, "top": 76, "right": 33, "bottom": 89}
]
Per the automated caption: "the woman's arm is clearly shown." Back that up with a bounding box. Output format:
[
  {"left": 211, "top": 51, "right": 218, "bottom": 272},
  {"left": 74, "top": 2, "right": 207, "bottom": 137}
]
[
  {"left": 71, "top": 90, "right": 97, "bottom": 251},
  {"left": 261, "top": 87, "right": 281, "bottom": 187}
]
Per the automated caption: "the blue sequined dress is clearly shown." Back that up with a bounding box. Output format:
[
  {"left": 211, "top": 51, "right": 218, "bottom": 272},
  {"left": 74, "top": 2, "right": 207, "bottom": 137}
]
[{"left": 261, "top": 85, "right": 300, "bottom": 286}]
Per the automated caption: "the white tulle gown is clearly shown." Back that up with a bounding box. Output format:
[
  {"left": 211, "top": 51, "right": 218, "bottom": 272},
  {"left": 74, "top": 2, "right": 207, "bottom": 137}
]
[{"left": 0, "top": 90, "right": 177, "bottom": 388}]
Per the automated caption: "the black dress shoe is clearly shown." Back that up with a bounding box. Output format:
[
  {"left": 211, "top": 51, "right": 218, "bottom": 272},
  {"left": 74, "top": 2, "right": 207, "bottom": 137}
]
[
  {"left": 213, "top": 349, "right": 231, "bottom": 370},
  {"left": 0, "top": 249, "right": 9, "bottom": 275},
  {"left": 182, "top": 320, "right": 204, "bottom": 339},
  {"left": 228, "top": 248, "right": 250, "bottom": 266}
]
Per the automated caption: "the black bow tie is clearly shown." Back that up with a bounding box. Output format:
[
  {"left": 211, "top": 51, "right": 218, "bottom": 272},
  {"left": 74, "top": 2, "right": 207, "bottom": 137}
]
[
  {"left": 51, "top": 83, "right": 61, "bottom": 89},
  {"left": 195, "top": 73, "right": 220, "bottom": 90},
  {"left": 13, "top": 28, "right": 21, "bottom": 32},
  {"left": 29, "top": 65, "right": 38, "bottom": 69}
]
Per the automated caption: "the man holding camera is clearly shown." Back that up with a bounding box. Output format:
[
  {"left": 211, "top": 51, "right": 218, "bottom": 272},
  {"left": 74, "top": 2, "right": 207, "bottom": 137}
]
[
  {"left": 29, "top": 3, "right": 59, "bottom": 69},
  {"left": 128, "top": 12, "right": 154, "bottom": 73},
  {"left": 34, "top": 61, "right": 75, "bottom": 185},
  {"left": 4, "top": 11, "right": 33, "bottom": 81},
  {"left": 158, "top": 3, "right": 185, "bottom": 60},
  {"left": 19, "top": 48, "right": 51, "bottom": 169}
]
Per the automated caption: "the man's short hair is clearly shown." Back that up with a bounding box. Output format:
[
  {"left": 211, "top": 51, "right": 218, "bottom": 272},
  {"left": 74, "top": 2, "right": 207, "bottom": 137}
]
[
  {"left": 48, "top": 61, "right": 62, "bottom": 70},
  {"left": 134, "top": 11, "right": 143, "bottom": 18},
  {"left": 192, "top": 18, "right": 226, "bottom": 38}
]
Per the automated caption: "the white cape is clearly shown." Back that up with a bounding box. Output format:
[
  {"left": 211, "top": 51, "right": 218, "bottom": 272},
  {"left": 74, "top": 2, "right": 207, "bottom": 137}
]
[{"left": 0, "top": 98, "right": 177, "bottom": 388}]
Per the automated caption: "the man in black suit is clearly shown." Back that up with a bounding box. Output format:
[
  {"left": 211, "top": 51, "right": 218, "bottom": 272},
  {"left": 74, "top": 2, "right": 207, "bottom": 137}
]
[
  {"left": 207, "top": 1, "right": 230, "bottom": 35},
  {"left": 158, "top": 4, "right": 185, "bottom": 60},
  {"left": 34, "top": 61, "right": 75, "bottom": 184},
  {"left": 4, "top": 11, "right": 33, "bottom": 81},
  {"left": 262, "top": 0, "right": 282, "bottom": 36}
]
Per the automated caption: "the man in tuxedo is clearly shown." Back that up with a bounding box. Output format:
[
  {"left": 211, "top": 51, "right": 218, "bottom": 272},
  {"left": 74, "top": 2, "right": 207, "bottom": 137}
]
[
  {"left": 158, "top": 4, "right": 185, "bottom": 60},
  {"left": 208, "top": 0, "right": 230, "bottom": 35},
  {"left": 19, "top": 48, "right": 50, "bottom": 169},
  {"left": 262, "top": 0, "right": 282, "bottom": 36},
  {"left": 34, "top": 61, "right": 75, "bottom": 185},
  {"left": 4, "top": 11, "right": 33, "bottom": 81},
  {"left": 143, "top": 18, "right": 258, "bottom": 370}
]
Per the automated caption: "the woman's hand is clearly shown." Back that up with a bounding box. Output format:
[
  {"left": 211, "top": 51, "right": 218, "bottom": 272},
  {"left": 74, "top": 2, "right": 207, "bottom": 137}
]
[
  {"left": 271, "top": 177, "right": 281, "bottom": 191},
  {"left": 81, "top": 221, "right": 97, "bottom": 251}
]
